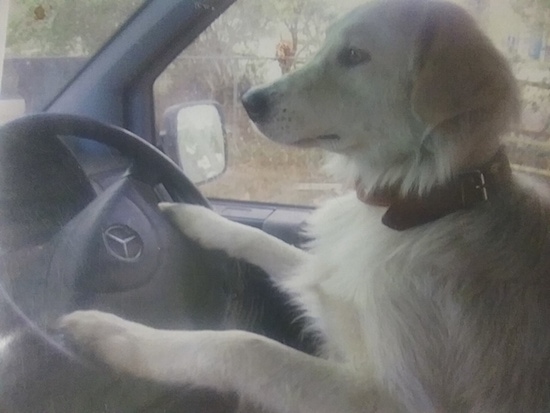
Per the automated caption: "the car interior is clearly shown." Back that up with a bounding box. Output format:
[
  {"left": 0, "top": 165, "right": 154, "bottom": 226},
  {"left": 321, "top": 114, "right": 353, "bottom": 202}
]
[{"left": 2, "top": 0, "right": 550, "bottom": 411}]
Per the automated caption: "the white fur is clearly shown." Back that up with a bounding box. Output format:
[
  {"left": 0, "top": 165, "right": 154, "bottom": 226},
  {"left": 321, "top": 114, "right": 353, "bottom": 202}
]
[
  {"left": 59, "top": 1, "right": 550, "bottom": 413},
  {"left": 158, "top": 202, "right": 308, "bottom": 280},
  {"left": 0, "top": 333, "right": 15, "bottom": 357}
]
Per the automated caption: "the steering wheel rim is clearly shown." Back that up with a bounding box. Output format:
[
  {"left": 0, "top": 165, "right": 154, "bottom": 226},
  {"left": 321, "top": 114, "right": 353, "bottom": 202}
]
[
  {"left": 0, "top": 113, "right": 239, "bottom": 412},
  {"left": 0, "top": 112, "right": 232, "bottom": 333}
]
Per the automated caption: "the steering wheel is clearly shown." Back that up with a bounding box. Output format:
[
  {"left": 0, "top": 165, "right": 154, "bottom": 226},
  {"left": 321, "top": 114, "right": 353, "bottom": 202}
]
[{"left": 0, "top": 114, "right": 240, "bottom": 412}]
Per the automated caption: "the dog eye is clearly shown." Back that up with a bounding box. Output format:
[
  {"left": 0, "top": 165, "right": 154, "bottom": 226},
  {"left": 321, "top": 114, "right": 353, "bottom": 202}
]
[{"left": 338, "top": 47, "right": 371, "bottom": 67}]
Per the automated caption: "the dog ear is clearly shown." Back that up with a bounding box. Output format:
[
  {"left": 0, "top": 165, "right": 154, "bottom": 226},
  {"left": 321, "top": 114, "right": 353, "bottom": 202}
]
[{"left": 411, "top": 3, "right": 510, "bottom": 128}]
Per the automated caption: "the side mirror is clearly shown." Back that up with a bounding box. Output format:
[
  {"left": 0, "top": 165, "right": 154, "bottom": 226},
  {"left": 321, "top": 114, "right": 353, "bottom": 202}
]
[{"left": 162, "top": 102, "right": 227, "bottom": 185}]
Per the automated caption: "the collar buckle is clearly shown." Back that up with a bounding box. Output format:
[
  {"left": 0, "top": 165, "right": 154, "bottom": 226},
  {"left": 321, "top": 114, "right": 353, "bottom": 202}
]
[{"left": 460, "top": 170, "right": 488, "bottom": 208}]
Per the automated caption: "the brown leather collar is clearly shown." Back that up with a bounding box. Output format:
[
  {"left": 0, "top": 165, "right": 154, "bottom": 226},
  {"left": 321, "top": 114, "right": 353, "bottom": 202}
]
[{"left": 356, "top": 150, "right": 512, "bottom": 231}]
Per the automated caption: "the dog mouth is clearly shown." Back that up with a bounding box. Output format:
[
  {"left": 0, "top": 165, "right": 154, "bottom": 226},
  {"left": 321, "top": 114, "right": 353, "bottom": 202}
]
[{"left": 293, "top": 134, "right": 341, "bottom": 147}]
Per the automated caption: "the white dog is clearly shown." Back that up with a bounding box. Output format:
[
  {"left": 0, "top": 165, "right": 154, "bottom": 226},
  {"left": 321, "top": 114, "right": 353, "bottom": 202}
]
[{"left": 60, "top": 1, "right": 550, "bottom": 412}]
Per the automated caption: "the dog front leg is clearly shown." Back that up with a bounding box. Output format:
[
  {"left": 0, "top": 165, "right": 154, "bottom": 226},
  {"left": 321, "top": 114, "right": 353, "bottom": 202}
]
[
  {"left": 59, "top": 310, "right": 399, "bottom": 413},
  {"left": 160, "top": 203, "right": 309, "bottom": 281}
]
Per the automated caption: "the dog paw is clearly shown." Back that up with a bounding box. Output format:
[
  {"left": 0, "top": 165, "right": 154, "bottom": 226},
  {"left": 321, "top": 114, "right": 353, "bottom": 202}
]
[
  {"left": 58, "top": 310, "right": 149, "bottom": 374},
  {"left": 159, "top": 202, "right": 232, "bottom": 250}
]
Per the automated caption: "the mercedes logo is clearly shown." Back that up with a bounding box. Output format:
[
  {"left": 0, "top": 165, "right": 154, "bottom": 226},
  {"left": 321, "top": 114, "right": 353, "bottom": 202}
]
[{"left": 102, "top": 224, "right": 143, "bottom": 261}]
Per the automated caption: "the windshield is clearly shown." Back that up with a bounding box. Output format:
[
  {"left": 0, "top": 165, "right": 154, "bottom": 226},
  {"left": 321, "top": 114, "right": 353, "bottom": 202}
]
[{"left": 0, "top": 0, "right": 146, "bottom": 124}]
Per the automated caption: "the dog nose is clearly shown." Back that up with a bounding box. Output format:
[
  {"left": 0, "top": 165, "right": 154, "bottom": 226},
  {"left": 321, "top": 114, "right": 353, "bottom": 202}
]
[{"left": 241, "top": 88, "right": 270, "bottom": 123}]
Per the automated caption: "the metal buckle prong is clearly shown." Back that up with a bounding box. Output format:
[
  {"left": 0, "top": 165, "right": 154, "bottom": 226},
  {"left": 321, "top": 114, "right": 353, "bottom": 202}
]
[{"left": 460, "top": 170, "right": 488, "bottom": 207}]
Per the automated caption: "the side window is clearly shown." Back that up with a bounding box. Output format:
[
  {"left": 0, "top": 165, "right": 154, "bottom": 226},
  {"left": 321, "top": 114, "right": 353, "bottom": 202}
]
[
  {"left": 154, "top": 0, "right": 350, "bottom": 206},
  {"left": 154, "top": 0, "right": 550, "bottom": 206}
]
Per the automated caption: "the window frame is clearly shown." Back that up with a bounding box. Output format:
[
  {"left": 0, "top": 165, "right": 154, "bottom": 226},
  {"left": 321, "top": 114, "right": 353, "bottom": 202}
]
[{"left": 47, "top": 0, "right": 236, "bottom": 140}]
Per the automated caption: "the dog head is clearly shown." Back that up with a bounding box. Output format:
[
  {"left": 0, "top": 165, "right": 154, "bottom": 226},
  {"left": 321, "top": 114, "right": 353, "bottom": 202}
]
[{"left": 242, "top": 0, "right": 519, "bottom": 194}]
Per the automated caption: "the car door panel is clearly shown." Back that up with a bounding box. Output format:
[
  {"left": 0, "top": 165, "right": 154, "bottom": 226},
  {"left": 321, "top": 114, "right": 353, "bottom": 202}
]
[{"left": 211, "top": 200, "right": 311, "bottom": 247}]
